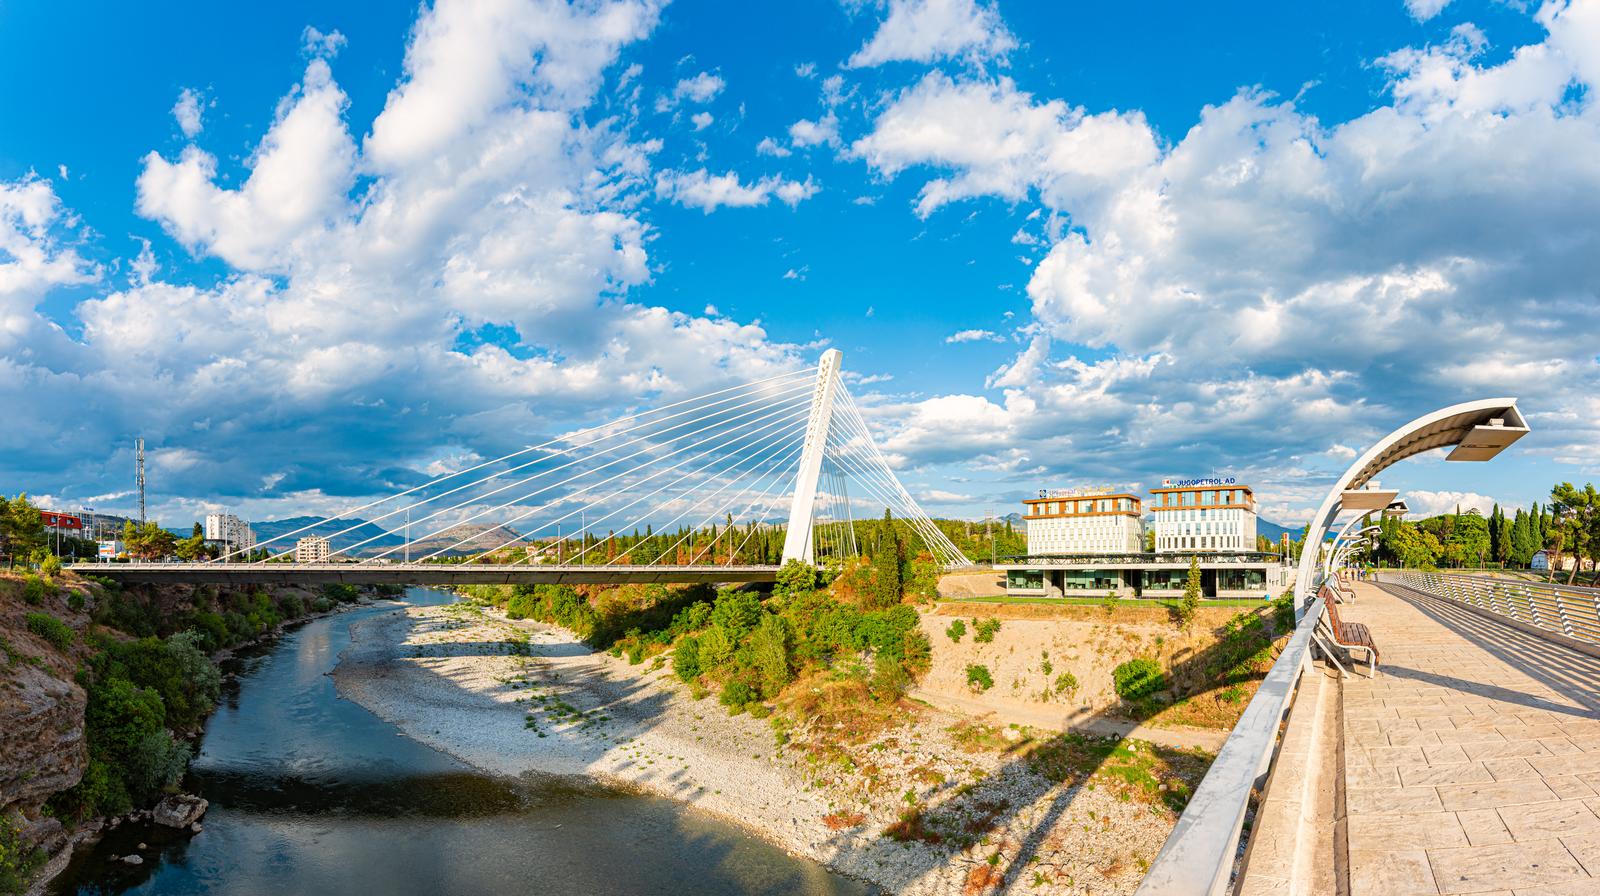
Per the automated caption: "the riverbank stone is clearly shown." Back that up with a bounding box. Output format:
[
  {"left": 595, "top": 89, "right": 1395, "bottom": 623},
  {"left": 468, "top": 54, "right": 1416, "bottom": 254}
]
[{"left": 153, "top": 794, "right": 208, "bottom": 829}]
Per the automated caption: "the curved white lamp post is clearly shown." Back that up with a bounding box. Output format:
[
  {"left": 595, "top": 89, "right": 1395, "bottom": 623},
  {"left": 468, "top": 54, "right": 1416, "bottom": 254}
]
[{"left": 1293, "top": 398, "right": 1528, "bottom": 613}]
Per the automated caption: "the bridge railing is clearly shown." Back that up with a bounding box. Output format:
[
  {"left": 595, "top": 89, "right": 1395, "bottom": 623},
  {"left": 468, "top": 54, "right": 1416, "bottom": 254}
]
[
  {"left": 1376, "top": 570, "right": 1600, "bottom": 647},
  {"left": 1135, "top": 594, "right": 1325, "bottom": 896}
]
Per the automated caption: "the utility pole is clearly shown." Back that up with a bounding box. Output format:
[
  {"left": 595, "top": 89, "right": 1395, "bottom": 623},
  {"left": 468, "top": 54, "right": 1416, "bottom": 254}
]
[{"left": 135, "top": 438, "right": 147, "bottom": 524}]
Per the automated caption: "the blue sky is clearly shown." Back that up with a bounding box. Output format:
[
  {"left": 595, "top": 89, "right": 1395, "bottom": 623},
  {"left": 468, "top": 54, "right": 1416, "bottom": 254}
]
[{"left": 1, "top": 0, "right": 1597, "bottom": 533}]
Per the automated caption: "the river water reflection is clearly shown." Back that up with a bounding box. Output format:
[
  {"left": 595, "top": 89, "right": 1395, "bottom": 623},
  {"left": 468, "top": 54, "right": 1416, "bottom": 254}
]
[{"left": 53, "top": 588, "right": 871, "bottom": 895}]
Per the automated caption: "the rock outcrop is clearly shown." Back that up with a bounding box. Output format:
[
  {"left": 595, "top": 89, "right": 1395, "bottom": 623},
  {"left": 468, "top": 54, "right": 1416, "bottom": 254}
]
[{"left": 152, "top": 794, "right": 208, "bottom": 829}]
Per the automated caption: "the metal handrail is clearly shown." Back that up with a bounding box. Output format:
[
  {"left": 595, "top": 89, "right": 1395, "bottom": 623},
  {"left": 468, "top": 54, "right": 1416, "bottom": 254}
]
[
  {"left": 1377, "top": 571, "right": 1600, "bottom": 647},
  {"left": 1136, "top": 596, "right": 1325, "bottom": 896}
]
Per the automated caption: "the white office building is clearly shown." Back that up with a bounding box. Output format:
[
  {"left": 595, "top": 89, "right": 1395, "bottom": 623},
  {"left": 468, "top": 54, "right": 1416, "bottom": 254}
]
[
  {"left": 204, "top": 512, "right": 256, "bottom": 553},
  {"left": 1149, "top": 481, "right": 1257, "bottom": 553},
  {"left": 295, "top": 536, "right": 331, "bottom": 563},
  {"left": 1024, "top": 490, "right": 1144, "bottom": 555}
]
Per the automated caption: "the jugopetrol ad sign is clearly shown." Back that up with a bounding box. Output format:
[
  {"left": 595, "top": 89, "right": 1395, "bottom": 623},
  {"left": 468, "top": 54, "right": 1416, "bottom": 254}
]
[{"left": 1161, "top": 477, "right": 1237, "bottom": 488}]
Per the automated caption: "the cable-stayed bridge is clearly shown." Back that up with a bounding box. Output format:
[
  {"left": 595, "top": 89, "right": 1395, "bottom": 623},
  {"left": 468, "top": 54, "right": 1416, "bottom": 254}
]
[{"left": 75, "top": 350, "right": 971, "bottom": 586}]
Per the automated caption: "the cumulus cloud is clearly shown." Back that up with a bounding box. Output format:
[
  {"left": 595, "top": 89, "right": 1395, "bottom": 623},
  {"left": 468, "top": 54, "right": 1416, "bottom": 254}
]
[
  {"left": 945, "top": 328, "right": 1002, "bottom": 343},
  {"left": 851, "top": 73, "right": 1158, "bottom": 217},
  {"left": 1405, "top": 0, "right": 1453, "bottom": 22},
  {"left": 2, "top": 0, "right": 815, "bottom": 522},
  {"left": 852, "top": 2, "right": 1600, "bottom": 519},
  {"left": 655, "top": 169, "right": 819, "bottom": 212},
  {"left": 847, "top": 0, "right": 1016, "bottom": 68},
  {"left": 172, "top": 88, "right": 204, "bottom": 138},
  {"left": 673, "top": 70, "right": 725, "bottom": 103},
  {"left": 1405, "top": 490, "right": 1500, "bottom": 518},
  {"left": 789, "top": 112, "right": 840, "bottom": 148}
]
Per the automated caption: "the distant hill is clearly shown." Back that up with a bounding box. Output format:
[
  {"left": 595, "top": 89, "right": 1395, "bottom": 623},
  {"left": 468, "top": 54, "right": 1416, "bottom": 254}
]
[
  {"left": 1258, "top": 518, "right": 1313, "bottom": 543},
  {"left": 402, "top": 522, "right": 530, "bottom": 558},
  {"left": 253, "top": 516, "right": 530, "bottom": 558}
]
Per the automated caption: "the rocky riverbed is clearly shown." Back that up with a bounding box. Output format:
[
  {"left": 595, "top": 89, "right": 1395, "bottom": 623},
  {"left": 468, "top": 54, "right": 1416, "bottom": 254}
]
[{"left": 334, "top": 599, "right": 1209, "bottom": 895}]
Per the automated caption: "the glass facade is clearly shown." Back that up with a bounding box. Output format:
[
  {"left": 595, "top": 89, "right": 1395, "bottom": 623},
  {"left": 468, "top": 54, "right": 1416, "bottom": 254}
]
[
  {"left": 1006, "top": 569, "right": 1045, "bottom": 591},
  {"left": 1061, "top": 569, "right": 1120, "bottom": 591},
  {"left": 1217, "top": 568, "right": 1267, "bottom": 591}
]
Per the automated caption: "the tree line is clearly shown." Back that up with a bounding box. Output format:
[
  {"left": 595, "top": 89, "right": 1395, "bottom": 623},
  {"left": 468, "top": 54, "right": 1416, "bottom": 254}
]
[{"left": 1364, "top": 482, "right": 1600, "bottom": 584}]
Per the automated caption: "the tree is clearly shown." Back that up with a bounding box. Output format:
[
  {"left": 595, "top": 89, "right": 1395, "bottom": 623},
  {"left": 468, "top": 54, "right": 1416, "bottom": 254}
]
[
  {"left": 175, "top": 522, "right": 209, "bottom": 561},
  {"left": 1177, "top": 557, "right": 1201, "bottom": 627},
  {"left": 774, "top": 559, "right": 817, "bottom": 597},
  {"left": 0, "top": 494, "right": 48, "bottom": 567},
  {"left": 868, "top": 509, "right": 905, "bottom": 609},
  {"left": 1549, "top": 484, "right": 1599, "bottom": 584},
  {"left": 123, "top": 520, "right": 178, "bottom": 560},
  {"left": 1493, "top": 511, "right": 1513, "bottom": 566}
]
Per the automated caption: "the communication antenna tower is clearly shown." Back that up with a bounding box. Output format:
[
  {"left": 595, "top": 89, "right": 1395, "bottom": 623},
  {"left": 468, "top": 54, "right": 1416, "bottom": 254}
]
[{"left": 135, "top": 438, "right": 147, "bottom": 524}]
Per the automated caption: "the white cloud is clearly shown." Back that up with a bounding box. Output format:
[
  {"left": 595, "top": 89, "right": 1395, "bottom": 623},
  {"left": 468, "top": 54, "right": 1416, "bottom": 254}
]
[
  {"left": 138, "top": 58, "right": 356, "bottom": 271},
  {"left": 847, "top": 0, "right": 1016, "bottom": 68},
  {"left": 691, "top": 110, "right": 713, "bottom": 130},
  {"left": 852, "top": 3, "right": 1600, "bottom": 518},
  {"left": 673, "top": 70, "right": 725, "bottom": 103},
  {"left": 1, "top": 0, "right": 818, "bottom": 519},
  {"left": 302, "top": 25, "right": 347, "bottom": 57},
  {"left": 945, "top": 328, "right": 1002, "bottom": 343},
  {"left": 1405, "top": 490, "right": 1500, "bottom": 518},
  {"left": 1405, "top": 0, "right": 1453, "bottom": 22},
  {"left": 756, "top": 136, "right": 792, "bottom": 157},
  {"left": 655, "top": 169, "right": 819, "bottom": 212},
  {"left": 789, "top": 112, "right": 840, "bottom": 148},
  {"left": 852, "top": 73, "right": 1158, "bottom": 217},
  {"left": 783, "top": 266, "right": 808, "bottom": 280},
  {"left": 172, "top": 88, "right": 204, "bottom": 138}
]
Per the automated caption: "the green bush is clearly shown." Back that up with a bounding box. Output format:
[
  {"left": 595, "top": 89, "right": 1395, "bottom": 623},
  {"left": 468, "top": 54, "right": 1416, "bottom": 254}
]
[
  {"left": 92, "top": 632, "right": 220, "bottom": 730},
  {"left": 673, "top": 636, "right": 702, "bottom": 682},
  {"left": 67, "top": 591, "right": 85, "bottom": 612},
  {"left": 719, "top": 678, "right": 756, "bottom": 712},
  {"left": 25, "top": 612, "right": 73, "bottom": 651},
  {"left": 322, "top": 583, "right": 360, "bottom": 604},
  {"left": 1054, "top": 671, "right": 1079, "bottom": 696},
  {"left": 965, "top": 664, "right": 994, "bottom": 693},
  {"left": 870, "top": 651, "right": 911, "bottom": 701},
  {"left": 709, "top": 589, "right": 761, "bottom": 640},
  {"left": 697, "top": 626, "right": 735, "bottom": 670},
  {"left": 945, "top": 619, "right": 966, "bottom": 642},
  {"left": 749, "top": 614, "right": 793, "bottom": 698},
  {"left": 774, "top": 559, "right": 817, "bottom": 597},
  {"left": 1113, "top": 658, "right": 1168, "bottom": 700},
  {"left": 85, "top": 678, "right": 165, "bottom": 759},
  {"left": 124, "top": 730, "right": 191, "bottom": 803},
  {"left": 973, "top": 617, "right": 1001, "bottom": 643},
  {"left": 40, "top": 554, "right": 63, "bottom": 578},
  {"left": 0, "top": 809, "right": 44, "bottom": 894},
  {"left": 21, "top": 575, "right": 46, "bottom": 605},
  {"left": 278, "top": 594, "right": 305, "bottom": 619}
]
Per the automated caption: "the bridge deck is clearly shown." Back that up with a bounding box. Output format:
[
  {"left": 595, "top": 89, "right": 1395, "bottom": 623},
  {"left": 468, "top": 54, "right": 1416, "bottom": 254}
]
[
  {"left": 68, "top": 562, "right": 780, "bottom": 587},
  {"left": 1343, "top": 580, "right": 1600, "bottom": 895}
]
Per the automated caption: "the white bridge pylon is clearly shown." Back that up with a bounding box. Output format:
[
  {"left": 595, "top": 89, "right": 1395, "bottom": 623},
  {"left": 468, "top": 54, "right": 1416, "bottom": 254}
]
[{"left": 203, "top": 350, "right": 971, "bottom": 572}]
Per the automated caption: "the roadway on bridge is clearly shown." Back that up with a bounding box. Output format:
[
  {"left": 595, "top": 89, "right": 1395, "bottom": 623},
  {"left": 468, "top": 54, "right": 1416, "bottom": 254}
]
[
  {"left": 1342, "top": 580, "right": 1600, "bottom": 895},
  {"left": 70, "top": 562, "right": 780, "bottom": 587}
]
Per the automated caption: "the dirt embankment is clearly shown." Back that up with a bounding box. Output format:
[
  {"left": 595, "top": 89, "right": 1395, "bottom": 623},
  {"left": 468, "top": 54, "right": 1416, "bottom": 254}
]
[{"left": 918, "top": 601, "right": 1279, "bottom": 745}]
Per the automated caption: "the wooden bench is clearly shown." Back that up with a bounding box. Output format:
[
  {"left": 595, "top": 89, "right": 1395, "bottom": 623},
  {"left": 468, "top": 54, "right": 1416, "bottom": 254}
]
[{"left": 1319, "top": 585, "right": 1379, "bottom": 673}]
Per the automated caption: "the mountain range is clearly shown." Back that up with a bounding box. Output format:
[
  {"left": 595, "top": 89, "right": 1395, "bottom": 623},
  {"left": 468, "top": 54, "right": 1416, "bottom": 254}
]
[{"left": 251, "top": 516, "right": 528, "bottom": 558}]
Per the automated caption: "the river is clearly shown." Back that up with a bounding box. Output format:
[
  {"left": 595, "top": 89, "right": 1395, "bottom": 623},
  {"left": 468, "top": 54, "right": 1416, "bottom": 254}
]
[{"left": 51, "top": 588, "right": 871, "bottom": 895}]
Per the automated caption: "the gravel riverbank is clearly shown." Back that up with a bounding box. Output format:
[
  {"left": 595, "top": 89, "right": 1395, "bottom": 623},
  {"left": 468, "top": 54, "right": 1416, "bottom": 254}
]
[{"left": 333, "top": 599, "right": 1201, "bottom": 895}]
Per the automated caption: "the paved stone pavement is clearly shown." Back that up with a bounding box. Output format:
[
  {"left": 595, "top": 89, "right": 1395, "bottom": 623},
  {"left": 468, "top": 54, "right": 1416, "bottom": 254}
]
[{"left": 1342, "top": 580, "right": 1600, "bottom": 895}]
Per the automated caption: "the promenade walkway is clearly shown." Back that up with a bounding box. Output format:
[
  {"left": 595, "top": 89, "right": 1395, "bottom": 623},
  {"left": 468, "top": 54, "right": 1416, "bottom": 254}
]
[{"left": 1342, "top": 580, "right": 1600, "bottom": 895}]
